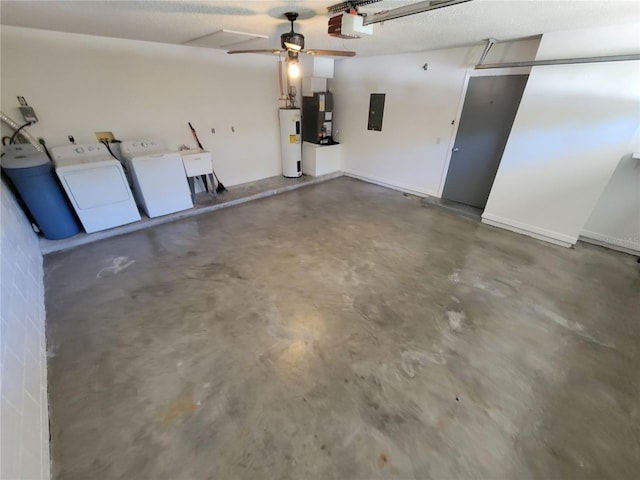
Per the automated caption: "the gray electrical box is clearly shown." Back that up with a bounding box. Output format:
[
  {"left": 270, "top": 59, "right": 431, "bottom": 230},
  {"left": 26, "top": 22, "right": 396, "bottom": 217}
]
[{"left": 368, "top": 93, "right": 385, "bottom": 131}]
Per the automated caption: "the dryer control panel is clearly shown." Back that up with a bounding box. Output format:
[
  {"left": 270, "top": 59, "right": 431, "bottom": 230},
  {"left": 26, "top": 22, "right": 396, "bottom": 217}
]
[{"left": 51, "top": 144, "right": 113, "bottom": 167}]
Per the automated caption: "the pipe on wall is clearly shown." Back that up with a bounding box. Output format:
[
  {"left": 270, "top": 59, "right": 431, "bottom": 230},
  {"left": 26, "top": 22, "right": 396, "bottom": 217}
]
[{"left": 1, "top": 112, "right": 43, "bottom": 152}]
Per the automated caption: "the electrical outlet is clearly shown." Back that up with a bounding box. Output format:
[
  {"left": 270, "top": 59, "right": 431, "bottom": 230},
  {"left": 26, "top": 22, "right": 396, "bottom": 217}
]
[
  {"left": 95, "top": 131, "right": 115, "bottom": 143},
  {"left": 19, "top": 106, "right": 38, "bottom": 123}
]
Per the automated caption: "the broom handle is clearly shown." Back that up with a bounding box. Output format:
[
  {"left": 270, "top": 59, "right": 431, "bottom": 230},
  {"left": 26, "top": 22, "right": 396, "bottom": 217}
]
[
  {"left": 188, "top": 122, "right": 224, "bottom": 186},
  {"left": 188, "top": 122, "right": 205, "bottom": 150}
]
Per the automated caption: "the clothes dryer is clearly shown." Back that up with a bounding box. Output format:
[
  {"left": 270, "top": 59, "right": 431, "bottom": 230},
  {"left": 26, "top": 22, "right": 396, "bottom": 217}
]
[{"left": 51, "top": 144, "right": 140, "bottom": 233}]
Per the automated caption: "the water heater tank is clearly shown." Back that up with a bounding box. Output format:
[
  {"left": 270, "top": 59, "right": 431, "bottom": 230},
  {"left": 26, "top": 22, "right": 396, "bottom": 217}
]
[{"left": 279, "top": 108, "right": 302, "bottom": 178}]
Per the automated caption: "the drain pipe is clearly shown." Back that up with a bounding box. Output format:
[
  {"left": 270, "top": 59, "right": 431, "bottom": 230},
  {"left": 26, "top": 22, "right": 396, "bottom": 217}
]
[{"left": 0, "top": 111, "right": 43, "bottom": 152}]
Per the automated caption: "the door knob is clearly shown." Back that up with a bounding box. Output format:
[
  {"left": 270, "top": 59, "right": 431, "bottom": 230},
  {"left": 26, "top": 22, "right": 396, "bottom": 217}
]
[{"left": 453, "top": 147, "right": 459, "bottom": 152}]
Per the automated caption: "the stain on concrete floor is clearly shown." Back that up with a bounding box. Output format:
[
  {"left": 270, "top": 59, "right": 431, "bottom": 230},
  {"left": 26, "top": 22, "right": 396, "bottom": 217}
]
[{"left": 44, "top": 177, "right": 640, "bottom": 479}]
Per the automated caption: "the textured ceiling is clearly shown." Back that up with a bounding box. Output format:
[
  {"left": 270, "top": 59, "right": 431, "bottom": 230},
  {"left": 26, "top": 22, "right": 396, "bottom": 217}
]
[{"left": 1, "top": 1, "right": 638, "bottom": 57}]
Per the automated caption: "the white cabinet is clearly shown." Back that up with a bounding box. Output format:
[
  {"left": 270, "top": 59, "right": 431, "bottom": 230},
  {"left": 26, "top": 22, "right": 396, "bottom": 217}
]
[
  {"left": 302, "top": 77, "right": 328, "bottom": 97},
  {"left": 302, "top": 142, "right": 341, "bottom": 177},
  {"left": 300, "top": 56, "right": 334, "bottom": 78}
]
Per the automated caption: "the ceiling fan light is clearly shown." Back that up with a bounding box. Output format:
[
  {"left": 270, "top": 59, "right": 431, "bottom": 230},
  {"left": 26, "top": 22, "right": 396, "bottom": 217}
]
[
  {"left": 284, "top": 42, "right": 302, "bottom": 52},
  {"left": 287, "top": 61, "right": 300, "bottom": 79},
  {"left": 228, "top": 12, "right": 356, "bottom": 59}
]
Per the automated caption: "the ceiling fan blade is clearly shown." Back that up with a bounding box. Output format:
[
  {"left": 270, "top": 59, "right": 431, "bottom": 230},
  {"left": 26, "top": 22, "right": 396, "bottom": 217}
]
[
  {"left": 305, "top": 49, "right": 356, "bottom": 57},
  {"left": 227, "top": 49, "right": 283, "bottom": 55}
]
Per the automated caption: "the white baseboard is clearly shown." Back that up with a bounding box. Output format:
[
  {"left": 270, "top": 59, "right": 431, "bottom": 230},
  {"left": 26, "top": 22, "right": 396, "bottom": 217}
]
[
  {"left": 580, "top": 231, "right": 640, "bottom": 255},
  {"left": 481, "top": 213, "right": 576, "bottom": 248},
  {"left": 343, "top": 170, "right": 436, "bottom": 198}
]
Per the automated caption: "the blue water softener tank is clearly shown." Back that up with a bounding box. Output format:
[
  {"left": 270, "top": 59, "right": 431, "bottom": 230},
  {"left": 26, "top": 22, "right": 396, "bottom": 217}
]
[{"left": 2, "top": 144, "right": 81, "bottom": 240}]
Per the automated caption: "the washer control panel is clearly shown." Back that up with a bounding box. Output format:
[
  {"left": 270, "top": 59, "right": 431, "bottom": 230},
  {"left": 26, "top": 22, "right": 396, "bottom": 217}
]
[{"left": 119, "top": 139, "right": 165, "bottom": 158}]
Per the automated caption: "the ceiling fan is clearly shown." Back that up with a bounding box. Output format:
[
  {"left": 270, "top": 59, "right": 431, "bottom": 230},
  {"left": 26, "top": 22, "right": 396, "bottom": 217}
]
[{"left": 227, "top": 12, "right": 356, "bottom": 62}]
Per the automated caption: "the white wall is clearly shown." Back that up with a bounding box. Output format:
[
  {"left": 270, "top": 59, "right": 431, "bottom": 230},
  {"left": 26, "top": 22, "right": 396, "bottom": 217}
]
[
  {"left": 482, "top": 24, "right": 640, "bottom": 247},
  {"left": 329, "top": 39, "right": 540, "bottom": 196},
  {"left": 1, "top": 26, "right": 283, "bottom": 187},
  {"left": 1, "top": 181, "right": 50, "bottom": 479},
  {"left": 581, "top": 153, "right": 640, "bottom": 253}
]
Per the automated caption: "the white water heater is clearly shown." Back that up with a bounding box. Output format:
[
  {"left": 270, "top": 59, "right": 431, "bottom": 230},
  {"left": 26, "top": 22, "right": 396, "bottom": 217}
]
[{"left": 279, "top": 108, "right": 302, "bottom": 178}]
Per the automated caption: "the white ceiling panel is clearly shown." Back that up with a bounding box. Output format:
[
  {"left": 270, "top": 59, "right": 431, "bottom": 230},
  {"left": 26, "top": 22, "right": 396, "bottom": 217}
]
[{"left": 183, "top": 29, "right": 269, "bottom": 49}]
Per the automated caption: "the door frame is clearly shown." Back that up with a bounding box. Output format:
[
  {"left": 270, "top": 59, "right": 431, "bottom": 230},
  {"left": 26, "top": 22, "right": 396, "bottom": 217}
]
[{"left": 436, "top": 66, "right": 532, "bottom": 198}]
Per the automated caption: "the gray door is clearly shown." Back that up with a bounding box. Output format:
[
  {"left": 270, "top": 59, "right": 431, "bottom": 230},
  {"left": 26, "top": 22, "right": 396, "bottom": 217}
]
[{"left": 442, "top": 75, "right": 528, "bottom": 209}]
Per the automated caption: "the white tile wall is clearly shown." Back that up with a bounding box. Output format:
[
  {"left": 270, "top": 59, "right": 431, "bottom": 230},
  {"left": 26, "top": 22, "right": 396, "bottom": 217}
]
[{"left": 1, "top": 180, "right": 50, "bottom": 480}]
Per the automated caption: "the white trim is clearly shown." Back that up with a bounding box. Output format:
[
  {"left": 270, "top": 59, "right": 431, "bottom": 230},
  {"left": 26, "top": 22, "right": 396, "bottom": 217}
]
[
  {"left": 343, "top": 170, "right": 434, "bottom": 197},
  {"left": 481, "top": 212, "right": 576, "bottom": 248},
  {"left": 436, "top": 71, "right": 468, "bottom": 197},
  {"left": 580, "top": 231, "right": 640, "bottom": 255},
  {"left": 436, "top": 67, "right": 533, "bottom": 198}
]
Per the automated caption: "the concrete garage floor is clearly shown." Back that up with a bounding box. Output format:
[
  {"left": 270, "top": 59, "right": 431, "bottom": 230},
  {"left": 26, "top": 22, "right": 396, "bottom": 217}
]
[{"left": 44, "top": 177, "right": 639, "bottom": 479}]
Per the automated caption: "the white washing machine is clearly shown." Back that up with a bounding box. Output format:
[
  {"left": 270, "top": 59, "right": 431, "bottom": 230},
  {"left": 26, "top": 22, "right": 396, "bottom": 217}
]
[
  {"left": 51, "top": 144, "right": 141, "bottom": 233},
  {"left": 119, "top": 139, "right": 193, "bottom": 218}
]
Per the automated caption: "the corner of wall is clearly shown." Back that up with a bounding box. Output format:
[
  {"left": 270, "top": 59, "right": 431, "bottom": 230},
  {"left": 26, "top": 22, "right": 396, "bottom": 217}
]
[{"left": 1, "top": 180, "right": 51, "bottom": 480}]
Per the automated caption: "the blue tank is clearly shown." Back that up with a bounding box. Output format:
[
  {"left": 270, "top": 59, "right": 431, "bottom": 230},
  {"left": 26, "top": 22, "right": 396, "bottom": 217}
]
[{"left": 2, "top": 145, "right": 81, "bottom": 240}]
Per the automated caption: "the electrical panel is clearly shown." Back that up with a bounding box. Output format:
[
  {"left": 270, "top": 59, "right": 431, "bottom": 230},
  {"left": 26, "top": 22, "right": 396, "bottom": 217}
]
[{"left": 368, "top": 93, "right": 386, "bottom": 131}]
